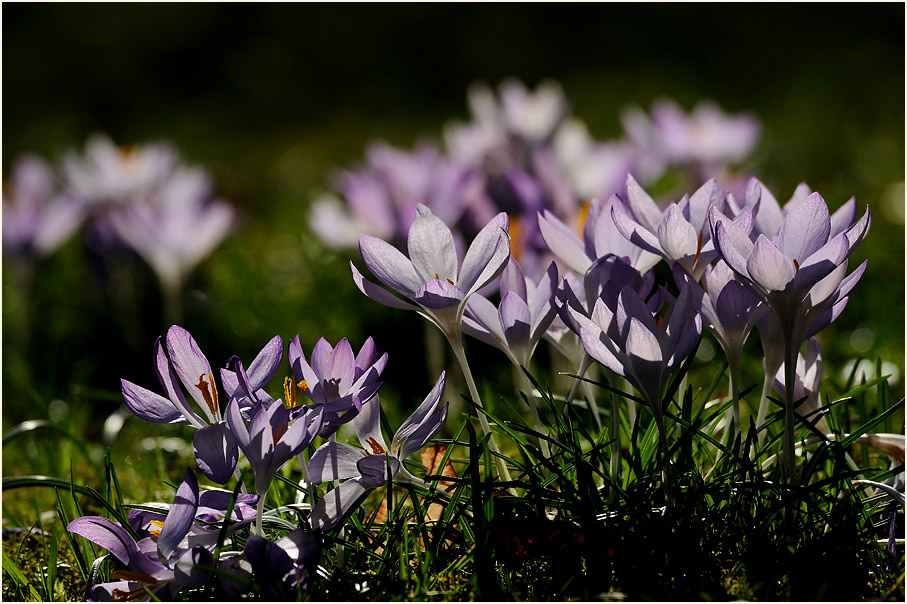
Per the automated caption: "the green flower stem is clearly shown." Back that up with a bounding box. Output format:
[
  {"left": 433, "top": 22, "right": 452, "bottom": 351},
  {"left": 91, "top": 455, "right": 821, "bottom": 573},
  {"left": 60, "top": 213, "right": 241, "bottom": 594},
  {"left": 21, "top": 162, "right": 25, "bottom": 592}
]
[
  {"left": 448, "top": 332, "right": 512, "bottom": 484},
  {"left": 516, "top": 368, "right": 550, "bottom": 460}
]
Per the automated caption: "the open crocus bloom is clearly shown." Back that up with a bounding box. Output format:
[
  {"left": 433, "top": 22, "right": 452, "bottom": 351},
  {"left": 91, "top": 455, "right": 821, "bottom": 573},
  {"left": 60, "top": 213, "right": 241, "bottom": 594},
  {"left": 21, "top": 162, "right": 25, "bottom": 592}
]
[
  {"left": 710, "top": 191, "right": 870, "bottom": 344},
  {"left": 306, "top": 372, "right": 448, "bottom": 531},
  {"left": 463, "top": 258, "right": 558, "bottom": 367},
  {"left": 539, "top": 194, "right": 661, "bottom": 276},
  {"left": 351, "top": 204, "right": 511, "bottom": 340},
  {"left": 612, "top": 174, "right": 757, "bottom": 281},
  {"left": 568, "top": 282, "right": 701, "bottom": 413},
  {"left": 750, "top": 177, "right": 858, "bottom": 241},
  {"left": 68, "top": 471, "right": 219, "bottom": 601},
  {"left": 288, "top": 336, "right": 387, "bottom": 438},
  {"left": 120, "top": 325, "right": 247, "bottom": 484}
]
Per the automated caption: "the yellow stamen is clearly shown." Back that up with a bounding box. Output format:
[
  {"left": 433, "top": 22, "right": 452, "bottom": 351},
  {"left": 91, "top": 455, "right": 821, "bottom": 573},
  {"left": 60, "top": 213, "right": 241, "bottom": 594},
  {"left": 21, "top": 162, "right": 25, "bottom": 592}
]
[
  {"left": 283, "top": 376, "right": 308, "bottom": 409},
  {"left": 574, "top": 199, "right": 592, "bottom": 238},
  {"left": 194, "top": 373, "right": 219, "bottom": 417},
  {"left": 147, "top": 520, "right": 164, "bottom": 537},
  {"left": 508, "top": 215, "right": 522, "bottom": 262}
]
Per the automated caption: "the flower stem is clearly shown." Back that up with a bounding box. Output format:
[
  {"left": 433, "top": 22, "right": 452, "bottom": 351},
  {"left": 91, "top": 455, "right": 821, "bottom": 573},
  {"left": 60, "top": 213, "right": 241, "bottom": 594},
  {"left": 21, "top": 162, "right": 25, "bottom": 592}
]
[
  {"left": 253, "top": 494, "right": 266, "bottom": 536},
  {"left": 606, "top": 371, "right": 622, "bottom": 506},
  {"left": 448, "top": 333, "right": 512, "bottom": 484},
  {"left": 516, "top": 368, "right": 550, "bottom": 460},
  {"left": 782, "top": 327, "right": 799, "bottom": 487}
]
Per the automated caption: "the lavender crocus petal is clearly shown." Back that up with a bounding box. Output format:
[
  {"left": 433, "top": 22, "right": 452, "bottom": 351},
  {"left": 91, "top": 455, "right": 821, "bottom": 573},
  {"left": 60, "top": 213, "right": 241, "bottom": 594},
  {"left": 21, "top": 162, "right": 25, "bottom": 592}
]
[
  {"left": 398, "top": 402, "right": 449, "bottom": 460},
  {"left": 578, "top": 324, "right": 625, "bottom": 376},
  {"left": 793, "top": 232, "right": 849, "bottom": 292},
  {"left": 611, "top": 202, "right": 663, "bottom": 257},
  {"left": 308, "top": 479, "right": 368, "bottom": 531},
  {"left": 225, "top": 398, "right": 251, "bottom": 451},
  {"left": 413, "top": 278, "right": 464, "bottom": 310},
  {"left": 289, "top": 340, "right": 320, "bottom": 403},
  {"left": 121, "top": 379, "right": 184, "bottom": 424},
  {"left": 747, "top": 236, "right": 795, "bottom": 292},
  {"left": 835, "top": 259, "right": 867, "bottom": 301},
  {"left": 407, "top": 204, "right": 459, "bottom": 284},
  {"left": 154, "top": 338, "right": 205, "bottom": 429},
  {"left": 310, "top": 338, "right": 334, "bottom": 384},
  {"left": 327, "top": 339, "right": 357, "bottom": 395},
  {"left": 499, "top": 291, "right": 531, "bottom": 357},
  {"left": 711, "top": 209, "right": 754, "bottom": 277},
  {"left": 166, "top": 325, "right": 215, "bottom": 415},
  {"left": 624, "top": 173, "right": 663, "bottom": 233},
  {"left": 458, "top": 212, "right": 511, "bottom": 296},
  {"left": 529, "top": 262, "right": 559, "bottom": 342},
  {"left": 500, "top": 258, "right": 528, "bottom": 301},
  {"left": 829, "top": 197, "right": 857, "bottom": 238},
  {"left": 354, "top": 337, "right": 377, "bottom": 372},
  {"left": 358, "top": 235, "right": 423, "bottom": 296},
  {"left": 68, "top": 517, "right": 159, "bottom": 576},
  {"left": 464, "top": 295, "right": 508, "bottom": 350},
  {"left": 394, "top": 371, "right": 446, "bottom": 449},
  {"left": 806, "top": 261, "right": 848, "bottom": 308},
  {"left": 804, "top": 297, "right": 848, "bottom": 339},
  {"left": 308, "top": 442, "right": 365, "bottom": 485},
  {"left": 657, "top": 204, "right": 699, "bottom": 261},
  {"left": 193, "top": 423, "right": 238, "bottom": 485},
  {"left": 353, "top": 395, "right": 388, "bottom": 453},
  {"left": 751, "top": 178, "right": 783, "bottom": 237},
  {"left": 688, "top": 179, "right": 724, "bottom": 232},
  {"left": 714, "top": 279, "right": 758, "bottom": 333},
  {"left": 538, "top": 210, "right": 591, "bottom": 275},
  {"left": 777, "top": 192, "right": 831, "bottom": 261},
  {"left": 616, "top": 286, "right": 658, "bottom": 340},
  {"left": 660, "top": 281, "right": 696, "bottom": 361},
  {"left": 157, "top": 469, "right": 199, "bottom": 561},
  {"left": 243, "top": 335, "right": 283, "bottom": 392},
  {"left": 844, "top": 205, "right": 871, "bottom": 253}
]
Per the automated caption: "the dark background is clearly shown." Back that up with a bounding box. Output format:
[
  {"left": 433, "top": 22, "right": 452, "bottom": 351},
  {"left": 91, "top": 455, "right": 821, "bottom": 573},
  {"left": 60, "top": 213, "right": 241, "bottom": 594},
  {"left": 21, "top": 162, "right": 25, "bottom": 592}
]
[{"left": 3, "top": 3, "right": 904, "bottom": 427}]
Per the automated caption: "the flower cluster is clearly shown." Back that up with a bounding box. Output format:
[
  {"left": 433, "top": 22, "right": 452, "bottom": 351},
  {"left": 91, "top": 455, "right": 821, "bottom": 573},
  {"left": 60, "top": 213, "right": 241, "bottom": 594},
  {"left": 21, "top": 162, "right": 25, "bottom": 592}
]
[{"left": 2, "top": 134, "right": 235, "bottom": 298}]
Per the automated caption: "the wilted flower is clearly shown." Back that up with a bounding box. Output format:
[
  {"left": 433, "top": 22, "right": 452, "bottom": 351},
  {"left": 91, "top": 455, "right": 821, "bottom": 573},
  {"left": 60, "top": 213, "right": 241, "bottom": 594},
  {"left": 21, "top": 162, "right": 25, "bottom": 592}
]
[
  {"left": 306, "top": 372, "right": 448, "bottom": 531},
  {"left": 288, "top": 336, "right": 387, "bottom": 438},
  {"left": 2, "top": 154, "right": 86, "bottom": 257}
]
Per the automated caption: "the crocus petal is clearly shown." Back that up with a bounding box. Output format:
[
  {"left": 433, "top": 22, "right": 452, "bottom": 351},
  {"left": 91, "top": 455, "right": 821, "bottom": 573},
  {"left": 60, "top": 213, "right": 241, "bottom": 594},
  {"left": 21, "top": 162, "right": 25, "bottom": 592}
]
[
  {"left": 358, "top": 235, "right": 423, "bottom": 296},
  {"left": 500, "top": 258, "right": 528, "bottom": 301},
  {"left": 457, "top": 212, "right": 511, "bottom": 296},
  {"left": 350, "top": 262, "right": 418, "bottom": 311},
  {"left": 192, "top": 423, "right": 238, "bottom": 485},
  {"left": 529, "top": 262, "right": 559, "bottom": 343},
  {"left": 499, "top": 291, "right": 531, "bottom": 358},
  {"left": 624, "top": 173, "right": 663, "bottom": 233},
  {"left": 166, "top": 326, "right": 216, "bottom": 418},
  {"left": 578, "top": 324, "right": 625, "bottom": 376},
  {"left": 407, "top": 204, "right": 459, "bottom": 284},
  {"left": 687, "top": 179, "right": 724, "bottom": 232},
  {"left": 463, "top": 295, "right": 508, "bottom": 351},
  {"left": 173, "top": 545, "right": 214, "bottom": 587},
  {"left": 121, "top": 379, "right": 184, "bottom": 424},
  {"left": 844, "top": 205, "right": 871, "bottom": 253},
  {"left": 829, "top": 197, "right": 857, "bottom": 238},
  {"left": 616, "top": 286, "right": 658, "bottom": 340},
  {"left": 220, "top": 336, "right": 283, "bottom": 399},
  {"left": 68, "top": 516, "right": 160, "bottom": 576},
  {"left": 711, "top": 208, "right": 754, "bottom": 278},
  {"left": 353, "top": 394, "right": 388, "bottom": 453},
  {"left": 657, "top": 204, "right": 699, "bottom": 261},
  {"left": 777, "top": 192, "right": 831, "bottom": 262},
  {"left": 356, "top": 454, "right": 399, "bottom": 488},
  {"left": 611, "top": 202, "right": 663, "bottom": 257},
  {"left": 398, "top": 402, "right": 449, "bottom": 461},
  {"left": 538, "top": 210, "right": 591, "bottom": 275},
  {"left": 307, "top": 442, "right": 365, "bottom": 484},
  {"left": 326, "top": 339, "right": 357, "bottom": 395},
  {"left": 393, "top": 371, "right": 447, "bottom": 456},
  {"left": 308, "top": 480, "right": 368, "bottom": 532},
  {"left": 413, "top": 278, "right": 464, "bottom": 310},
  {"left": 747, "top": 235, "right": 795, "bottom": 292},
  {"left": 792, "top": 232, "right": 849, "bottom": 293},
  {"left": 157, "top": 469, "right": 199, "bottom": 562},
  {"left": 154, "top": 338, "right": 204, "bottom": 429}
]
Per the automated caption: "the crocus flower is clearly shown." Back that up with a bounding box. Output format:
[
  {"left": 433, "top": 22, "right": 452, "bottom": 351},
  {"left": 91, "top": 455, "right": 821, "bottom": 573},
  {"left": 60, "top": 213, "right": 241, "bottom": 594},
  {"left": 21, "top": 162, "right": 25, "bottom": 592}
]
[
  {"left": 106, "top": 166, "right": 234, "bottom": 298},
  {"left": 243, "top": 528, "right": 320, "bottom": 598},
  {"left": 287, "top": 336, "right": 387, "bottom": 438},
  {"left": 306, "top": 372, "right": 448, "bottom": 531},
  {"left": 567, "top": 281, "right": 702, "bottom": 435},
  {"left": 612, "top": 174, "right": 757, "bottom": 280},
  {"left": 552, "top": 118, "right": 637, "bottom": 203},
  {"left": 120, "top": 325, "right": 254, "bottom": 484},
  {"left": 219, "top": 334, "right": 285, "bottom": 413},
  {"left": 68, "top": 470, "right": 217, "bottom": 601},
  {"left": 463, "top": 258, "right": 558, "bottom": 368},
  {"left": 351, "top": 204, "right": 510, "bottom": 340},
  {"left": 226, "top": 397, "right": 323, "bottom": 500},
  {"left": 310, "top": 140, "right": 474, "bottom": 249},
  {"left": 750, "top": 177, "right": 857, "bottom": 241},
  {"left": 2, "top": 154, "right": 86, "bottom": 257}
]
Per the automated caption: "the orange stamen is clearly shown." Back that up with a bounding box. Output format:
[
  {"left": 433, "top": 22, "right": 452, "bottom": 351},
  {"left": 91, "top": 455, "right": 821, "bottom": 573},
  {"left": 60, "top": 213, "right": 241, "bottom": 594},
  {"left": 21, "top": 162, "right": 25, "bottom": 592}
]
[
  {"left": 508, "top": 215, "right": 522, "bottom": 262},
  {"left": 692, "top": 230, "right": 704, "bottom": 268},
  {"left": 366, "top": 436, "right": 386, "bottom": 455},
  {"left": 194, "top": 373, "right": 219, "bottom": 417},
  {"left": 793, "top": 259, "right": 800, "bottom": 272}
]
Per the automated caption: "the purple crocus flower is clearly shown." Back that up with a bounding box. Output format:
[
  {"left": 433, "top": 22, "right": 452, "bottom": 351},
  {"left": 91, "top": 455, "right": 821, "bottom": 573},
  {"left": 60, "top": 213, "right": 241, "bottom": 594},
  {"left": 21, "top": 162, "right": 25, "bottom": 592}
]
[
  {"left": 612, "top": 174, "right": 757, "bottom": 280},
  {"left": 2, "top": 154, "right": 87, "bottom": 257},
  {"left": 226, "top": 397, "right": 322, "bottom": 500},
  {"left": 750, "top": 177, "right": 858, "bottom": 241},
  {"left": 306, "top": 372, "right": 448, "bottom": 531},
  {"left": 463, "top": 258, "right": 558, "bottom": 368},
  {"left": 310, "top": 140, "right": 474, "bottom": 249},
  {"left": 287, "top": 336, "right": 387, "bottom": 438},
  {"left": 351, "top": 204, "right": 510, "bottom": 340},
  {"left": 567, "top": 281, "right": 702, "bottom": 440},
  {"left": 68, "top": 470, "right": 217, "bottom": 601},
  {"left": 539, "top": 194, "right": 661, "bottom": 277},
  {"left": 552, "top": 118, "right": 637, "bottom": 203},
  {"left": 106, "top": 166, "right": 234, "bottom": 298},
  {"left": 119, "top": 325, "right": 277, "bottom": 484}
]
